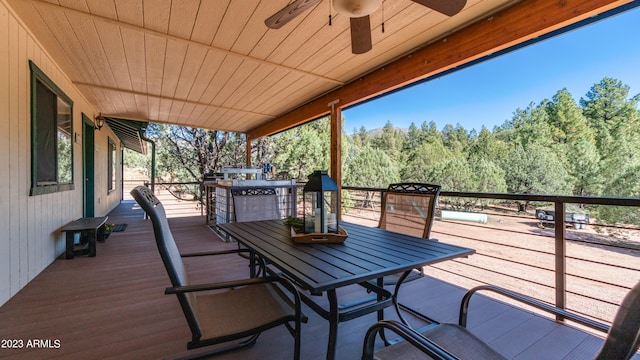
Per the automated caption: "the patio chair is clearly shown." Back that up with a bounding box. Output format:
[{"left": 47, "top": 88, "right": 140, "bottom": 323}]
[
  {"left": 342, "top": 183, "right": 441, "bottom": 311},
  {"left": 362, "top": 281, "right": 640, "bottom": 360},
  {"left": 231, "top": 187, "right": 282, "bottom": 275},
  {"left": 231, "top": 187, "right": 281, "bottom": 222},
  {"left": 378, "top": 182, "right": 441, "bottom": 284},
  {"left": 130, "top": 185, "right": 305, "bottom": 359}
]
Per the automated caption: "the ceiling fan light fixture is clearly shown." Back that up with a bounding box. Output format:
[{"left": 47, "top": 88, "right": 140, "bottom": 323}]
[{"left": 332, "top": 0, "right": 382, "bottom": 17}]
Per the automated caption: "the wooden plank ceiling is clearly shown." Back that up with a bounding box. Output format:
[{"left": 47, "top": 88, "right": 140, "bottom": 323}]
[
  {"left": 5, "top": 0, "right": 516, "bottom": 133},
  {"left": 5, "top": 0, "right": 634, "bottom": 137}
]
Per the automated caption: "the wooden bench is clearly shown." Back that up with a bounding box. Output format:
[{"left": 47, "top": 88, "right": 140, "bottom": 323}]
[{"left": 61, "top": 217, "right": 108, "bottom": 259}]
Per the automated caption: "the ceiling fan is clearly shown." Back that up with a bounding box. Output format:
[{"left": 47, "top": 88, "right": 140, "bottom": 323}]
[{"left": 265, "top": 0, "right": 467, "bottom": 54}]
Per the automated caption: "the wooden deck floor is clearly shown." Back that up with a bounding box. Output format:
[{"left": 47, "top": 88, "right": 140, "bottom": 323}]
[{"left": 0, "top": 201, "right": 632, "bottom": 360}]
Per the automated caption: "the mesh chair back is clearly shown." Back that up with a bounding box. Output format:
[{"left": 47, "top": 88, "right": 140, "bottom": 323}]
[
  {"left": 231, "top": 187, "right": 281, "bottom": 222},
  {"left": 130, "top": 186, "right": 202, "bottom": 337},
  {"left": 378, "top": 183, "right": 441, "bottom": 239},
  {"left": 596, "top": 280, "right": 640, "bottom": 360}
]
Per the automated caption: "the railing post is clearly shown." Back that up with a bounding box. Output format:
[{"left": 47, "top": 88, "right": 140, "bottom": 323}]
[{"left": 555, "top": 200, "right": 567, "bottom": 319}]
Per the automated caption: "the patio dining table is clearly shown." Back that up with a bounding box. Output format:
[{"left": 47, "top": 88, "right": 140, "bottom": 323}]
[{"left": 218, "top": 220, "right": 475, "bottom": 360}]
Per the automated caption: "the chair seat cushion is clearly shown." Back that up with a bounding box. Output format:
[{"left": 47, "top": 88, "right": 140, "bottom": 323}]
[
  {"left": 374, "top": 323, "right": 507, "bottom": 360},
  {"left": 196, "top": 282, "right": 296, "bottom": 339}
]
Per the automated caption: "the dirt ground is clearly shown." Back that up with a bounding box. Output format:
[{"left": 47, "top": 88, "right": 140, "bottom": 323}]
[{"left": 343, "top": 206, "right": 640, "bottom": 325}]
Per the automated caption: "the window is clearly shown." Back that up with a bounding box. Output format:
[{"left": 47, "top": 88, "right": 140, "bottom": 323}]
[
  {"left": 108, "top": 138, "right": 116, "bottom": 192},
  {"left": 30, "top": 61, "right": 74, "bottom": 195}
]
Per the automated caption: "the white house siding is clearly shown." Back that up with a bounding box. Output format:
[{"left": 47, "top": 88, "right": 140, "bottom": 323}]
[{"left": 0, "top": 0, "right": 122, "bottom": 306}]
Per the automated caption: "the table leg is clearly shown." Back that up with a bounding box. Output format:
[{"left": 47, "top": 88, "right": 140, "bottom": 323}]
[
  {"left": 326, "top": 290, "right": 339, "bottom": 360},
  {"left": 87, "top": 230, "right": 97, "bottom": 257},
  {"left": 97, "top": 224, "right": 106, "bottom": 242},
  {"left": 65, "top": 232, "right": 74, "bottom": 259}
]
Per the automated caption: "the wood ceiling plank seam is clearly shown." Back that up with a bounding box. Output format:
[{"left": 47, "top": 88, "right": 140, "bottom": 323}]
[
  {"left": 211, "top": 0, "right": 260, "bottom": 51},
  {"left": 189, "top": 0, "right": 228, "bottom": 45},
  {"left": 249, "top": 72, "right": 308, "bottom": 114},
  {"left": 197, "top": 55, "right": 242, "bottom": 105},
  {"left": 133, "top": 93, "right": 149, "bottom": 119},
  {"left": 195, "top": 105, "right": 218, "bottom": 128},
  {"left": 12, "top": 0, "right": 90, "bottom": 85},
  {"left": 226, "top": 65, "right": 284, "bottom": 110},
  {"left": 177, "top": 101, "right": 197, "bottom": 126},
  {"left": 228, "top": 0, "right": 280, "bottom": 55},
  {"left": 224, "top": 0, "right": 260, "bottom": 52},
  {"left": 26, "top": 0, "right": 344, "bottom": 86},
  {"left": 185, "top": 50, "right": 227, "bottom": 104},
  {"left": 31, "top": 4, "right": 99, "bottom": 84},
  {"left": 167, "top": 0, "right": 200, "bottom": 40},
  {"left": 261, "top": 77, "right": 325, "bottom": 116},
  {"left": 144, "top": 33, "right": 167, "bottom": 98},
  {"left": 218, "top": 61, "right": 275, "bottom": 109},
  {"left": 93, "top": 20, "right": 133, "bottom": 92},
  {"left": 158, "top": 97, "right": 172, "bottom": 122},
  {"left": 114, "top": 0, "right": 143, "bottom": 27},
  {"left": 84, "top": 0, "right": 117, "bottom": 19},
  {"left": 120, "top": 91, "right": 138, "bottom": 115},
  {"left": 187, "top": 103, "right": 208, "bottom": 126},
  {"left": 120, "top": 27, "right": 148, "bottom": 94},
  {"left": 65, "top": 11, "right": 120, "bottom": 89},
  {"left": 146, "top": 89, "right": 160, "bottom": 120},
  {"left": 172, "top": 44, "right": 208, "bottom": 100},
  {"left": 212, "top": 60, "right": 261, "bottom": 107},
  {"left": 160, "top": 38, "right": 188, "bottom": 98},
  {"left": 57, "top": 0, "right": 88, "bottom": 12},
  {"left": 212, "top": 108, "right": 247, "bottom": 132},
  {"left": 142, "top": 0, "right": 171, "bottom": 34},
  {"left": 71, "top": 82, "right": 276, "bottom": 118}
]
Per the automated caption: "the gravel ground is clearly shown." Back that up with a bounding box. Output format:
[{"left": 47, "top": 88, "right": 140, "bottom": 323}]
[{"left": 343, "top": 207, "right": 640, "bottom": 324}]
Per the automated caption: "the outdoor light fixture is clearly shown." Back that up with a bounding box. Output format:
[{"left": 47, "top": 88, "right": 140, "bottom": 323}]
[
  {"left": 95, "top": 114, "right": 105, "bottom": 131},
  {"left": 303, "top": 170, "right": 340, "bottom": 234}
]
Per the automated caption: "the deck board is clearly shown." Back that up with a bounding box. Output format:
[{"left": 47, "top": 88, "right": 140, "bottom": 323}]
[{"left": 0, "top": 201, "right": 626, "bottom": 359}]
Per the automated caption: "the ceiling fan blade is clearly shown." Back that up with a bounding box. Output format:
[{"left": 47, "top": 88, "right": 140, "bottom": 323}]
[
  {"left": 265, "top": 0, "right": 322, "bottom": 29},
  {"left": 350, "top": 16, "right": 372, "bottom": 54},
  {"left": 410, "top": 0, "right": 467, "bottom": 16}
]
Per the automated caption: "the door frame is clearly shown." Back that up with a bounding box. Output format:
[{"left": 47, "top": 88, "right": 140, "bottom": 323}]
[{"left": 82, "top": 113, "right": 95, "bottom": 217}]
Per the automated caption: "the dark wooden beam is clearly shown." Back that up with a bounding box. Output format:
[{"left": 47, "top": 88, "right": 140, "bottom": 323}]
[
  {"left": 329, "top": 103, "right": 342, "bottom": 218},
  {"left": 246, "top": 0, "right": 633, "bottom": 140}
]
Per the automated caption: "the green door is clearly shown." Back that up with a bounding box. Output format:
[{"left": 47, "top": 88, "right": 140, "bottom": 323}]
[{"left": 83, "top": 114, "right": 95, "bottom": 217}]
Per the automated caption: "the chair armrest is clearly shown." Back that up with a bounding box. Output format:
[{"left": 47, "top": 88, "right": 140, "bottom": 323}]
[
  {"left": 180, "top": 248, "right": 250, "bottom": 257},
  {"left": 166, "top": 276, "right": 280, "bottom": 294},
  {"left": 361, "top": 320, "right": 457, "bottom": 360},
  {"left": 166, "top": 274, "right": 308, "bottom": 324},
  {"left": 459, "top": 285, "right": 609, "bottom": 333}
]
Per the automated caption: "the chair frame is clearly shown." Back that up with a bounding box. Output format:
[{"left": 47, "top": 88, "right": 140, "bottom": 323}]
[
  {"left": 362, "top": 282, "right": 640, "bottom": 360},
  {"left": 378, "top": 182, "right": 441, "bottom": 239},
  {"left": 130, "top": 185, "right": 305, "bottom": 359}
]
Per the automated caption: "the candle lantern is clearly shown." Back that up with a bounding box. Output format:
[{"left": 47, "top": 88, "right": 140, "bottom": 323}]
[{"left": 303, "top": 170, "right": 339, "bottom": 234}]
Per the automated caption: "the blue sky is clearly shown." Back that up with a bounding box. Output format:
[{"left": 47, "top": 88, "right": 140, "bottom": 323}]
[{"left": 343, "top": 5, "right": 640, "bottom": 133}]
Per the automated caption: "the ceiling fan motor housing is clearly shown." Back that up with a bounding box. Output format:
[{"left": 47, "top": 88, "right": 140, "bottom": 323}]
[{"left": 333, "top": 0, "right": 382, "bottom": 17}]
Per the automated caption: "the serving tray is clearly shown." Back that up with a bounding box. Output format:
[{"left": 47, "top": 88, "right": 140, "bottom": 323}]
[{"left": 290, "top": 226, "right": 348, "bottom": 244}]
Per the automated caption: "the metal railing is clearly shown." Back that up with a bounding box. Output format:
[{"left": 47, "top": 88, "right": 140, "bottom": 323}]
[
  {"left": 342, "top": 185, "right": 640, "bottom": 327},
  {"left": 120, "top": 180, "right": 639, "bottom": 325},
  {"left": 122, "top": 179, "right": 205, "bottom": 217}
]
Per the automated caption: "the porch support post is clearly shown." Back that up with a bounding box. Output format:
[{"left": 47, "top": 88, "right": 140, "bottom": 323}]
[
  {"left": 329, "top": 100, "right": 341, "bottom": 219},
  {"left": 245, "top": 134, "right": 252, "bottom": 167}
]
